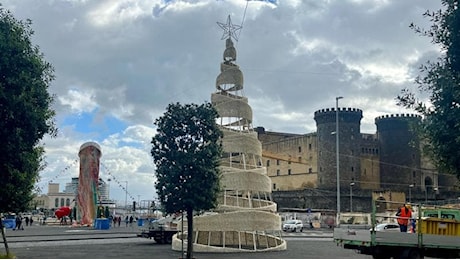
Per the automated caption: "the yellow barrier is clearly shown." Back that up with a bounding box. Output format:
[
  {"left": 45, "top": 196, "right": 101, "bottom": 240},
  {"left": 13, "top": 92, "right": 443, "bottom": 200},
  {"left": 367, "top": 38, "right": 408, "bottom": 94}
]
[{"left": 419, "top": 218, "right": 460, "bottom": 236}]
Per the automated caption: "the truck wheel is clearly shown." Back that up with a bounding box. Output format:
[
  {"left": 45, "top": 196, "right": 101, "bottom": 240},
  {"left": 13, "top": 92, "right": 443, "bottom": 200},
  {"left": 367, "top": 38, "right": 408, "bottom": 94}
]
[
  {"left": 372, "top": 247, "right": 391, "bottom": 259},
  {"left": 400, "top": 248, "right": 423, "bottom": 259}
]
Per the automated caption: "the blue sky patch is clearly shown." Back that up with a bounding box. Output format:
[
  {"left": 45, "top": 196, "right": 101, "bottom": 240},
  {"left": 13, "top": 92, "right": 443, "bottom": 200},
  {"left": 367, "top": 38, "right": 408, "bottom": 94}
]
[{"left": 63, "top": 110, "right": 127, "bottom": 141}]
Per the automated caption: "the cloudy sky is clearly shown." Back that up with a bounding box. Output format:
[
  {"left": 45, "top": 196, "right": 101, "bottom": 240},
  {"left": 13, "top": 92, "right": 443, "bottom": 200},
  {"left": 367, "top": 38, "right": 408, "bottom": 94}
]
[{"left": 1, "top": 0, "right": 442, "bottom": 206}]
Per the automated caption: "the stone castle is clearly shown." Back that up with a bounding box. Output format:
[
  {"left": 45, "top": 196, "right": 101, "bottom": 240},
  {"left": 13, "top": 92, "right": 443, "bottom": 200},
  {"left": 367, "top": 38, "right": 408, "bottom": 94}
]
[{"left": 256, "top": 108, "right": 460, "bottom": 212}]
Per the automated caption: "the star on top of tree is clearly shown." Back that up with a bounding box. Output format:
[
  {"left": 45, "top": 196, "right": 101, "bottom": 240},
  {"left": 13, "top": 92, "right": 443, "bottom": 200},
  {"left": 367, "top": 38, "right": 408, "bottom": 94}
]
[{"left": 217, "top": 15, "right": 242, "bottom": 42}]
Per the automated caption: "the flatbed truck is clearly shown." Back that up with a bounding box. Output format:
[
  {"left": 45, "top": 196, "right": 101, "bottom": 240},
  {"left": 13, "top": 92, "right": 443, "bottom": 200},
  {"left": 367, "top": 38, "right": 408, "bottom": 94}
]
[
  {"left": 137, "top": 218, "right": 178, "bottom": 244},
  {"left": 334, "top": 200, "right": 460, "bottom": 258}
]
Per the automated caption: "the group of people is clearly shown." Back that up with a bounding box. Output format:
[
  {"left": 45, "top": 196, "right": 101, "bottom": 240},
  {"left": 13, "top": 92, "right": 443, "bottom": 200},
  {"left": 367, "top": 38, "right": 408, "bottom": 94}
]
[
  {"left": 12, "top": 215, "right": 34, "bottom": 230},
  {"left": 111, "top": 215, "right": 134, "bottom": 227},
  {"left": 396, "top": 203, "right": 416, "bottom": 233}
]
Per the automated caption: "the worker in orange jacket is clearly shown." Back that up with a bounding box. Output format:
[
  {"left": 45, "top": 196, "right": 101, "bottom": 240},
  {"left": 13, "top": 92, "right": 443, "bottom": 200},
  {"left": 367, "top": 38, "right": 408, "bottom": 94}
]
[{"left": 396, "top": 204, "right": 412, "bottom": 232}]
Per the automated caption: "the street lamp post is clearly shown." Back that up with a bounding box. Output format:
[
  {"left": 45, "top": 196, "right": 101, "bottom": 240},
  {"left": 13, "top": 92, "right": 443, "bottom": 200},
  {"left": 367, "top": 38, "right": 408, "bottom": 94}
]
[
  {"left": 336, "top": 96, "right": 343, "bottom": 226},
  {"left": 409, "top": 184, "right": 414, "bottom": 203},
  {"left": 123, "top": 181, "right": 128, "bottom": 212},
  {"left": 350, "top": 182, "right": 355, "bottom": 212},
  {"left": 107, "top": 178, "right": 111, "bottom": 201}
]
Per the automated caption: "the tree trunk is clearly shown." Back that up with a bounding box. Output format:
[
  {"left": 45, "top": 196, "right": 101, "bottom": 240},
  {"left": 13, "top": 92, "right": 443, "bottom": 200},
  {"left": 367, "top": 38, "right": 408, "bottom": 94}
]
[
  {"left": 186, "top": 208, "right": 193, "bottom": 259},
  {"left": 0, "top": 220, "right": 10, "bottom": 257}
]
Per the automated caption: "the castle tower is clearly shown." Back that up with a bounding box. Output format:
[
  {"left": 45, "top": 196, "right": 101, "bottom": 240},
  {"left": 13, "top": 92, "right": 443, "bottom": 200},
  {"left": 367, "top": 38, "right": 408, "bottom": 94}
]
[
  {"left": 375, "top": 114, "right": 422, "bottom": 191},
  {"left": 173, "top": 15, "right": 286, "bottom": 253},
  {"left": 77, "top": 142, "right": 101, "bottom": 226},
  {"left": 314, "top": 108, "right": 363, "bottom": 190}
]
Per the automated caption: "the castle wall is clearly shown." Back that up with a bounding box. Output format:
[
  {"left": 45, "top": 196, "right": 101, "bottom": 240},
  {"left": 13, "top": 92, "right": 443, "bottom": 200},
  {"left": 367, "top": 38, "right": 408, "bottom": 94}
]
[
  {"left": 256, "top": 110, "right": 459, "bottom": 212},
  {"left": 360, "top": 134, "right": 380, "bottom": 190},
  {"left": 257, "top": 130, "right": 318, "bottom": 191}
]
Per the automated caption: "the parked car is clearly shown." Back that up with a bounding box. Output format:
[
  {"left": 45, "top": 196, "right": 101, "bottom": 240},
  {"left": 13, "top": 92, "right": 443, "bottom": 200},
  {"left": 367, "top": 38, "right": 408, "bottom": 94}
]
[
  {"left": 370, "top": 223, "right": 400, "bottom": 232},
  {"left": 283, "top": 219, "right": 303, "bottom": 232}
]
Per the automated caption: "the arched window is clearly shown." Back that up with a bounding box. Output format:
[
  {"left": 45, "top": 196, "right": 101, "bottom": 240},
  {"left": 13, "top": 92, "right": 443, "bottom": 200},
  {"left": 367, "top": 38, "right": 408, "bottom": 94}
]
[
  {"left": 60, "top": 198, "right": 65, "bottom": 207},
  {"left": 55, "top": 198, "right": 59, "bottom": 207},
  {"left": 66, "top": 198, "right": 71, "bottom": 206}
]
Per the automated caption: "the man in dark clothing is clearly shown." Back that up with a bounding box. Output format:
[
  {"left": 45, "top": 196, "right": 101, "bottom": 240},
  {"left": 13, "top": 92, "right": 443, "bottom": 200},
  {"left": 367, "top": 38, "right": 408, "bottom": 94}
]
[
  {"left": 14, "top": 215, "right": 23, "bottom": 230},
  {"left": 129, "top": 216, "right": 134, "bottom": 227}
]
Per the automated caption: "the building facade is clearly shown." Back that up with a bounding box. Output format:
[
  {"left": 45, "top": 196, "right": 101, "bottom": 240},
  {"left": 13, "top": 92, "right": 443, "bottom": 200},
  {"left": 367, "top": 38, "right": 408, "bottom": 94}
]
[
  {"left": 257, "top": 110, "right": 460, "bottom": 211},
  {"left": 32, "top": 183, "right": 76, "bottom": 216}
]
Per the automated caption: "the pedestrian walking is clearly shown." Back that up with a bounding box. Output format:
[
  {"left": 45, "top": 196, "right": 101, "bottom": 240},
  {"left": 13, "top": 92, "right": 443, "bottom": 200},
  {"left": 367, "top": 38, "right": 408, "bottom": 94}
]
[
  {"left": 14, "top": 215, "right": 23, "bottom": 230},
  {"left": 117, "top": 216, "right": 121, "bottom": 227},
  {"left": 129, "top": 216, "right": 134, "bottom": 227},
  {"left": 25, "top": 216, "right": 29, "bottom": 226},
  {"left": 125, "top": 216, "right": 129, "bottom": 227},
  {"left": 29, "top": 217, "right": 34, "bottom": 226}
]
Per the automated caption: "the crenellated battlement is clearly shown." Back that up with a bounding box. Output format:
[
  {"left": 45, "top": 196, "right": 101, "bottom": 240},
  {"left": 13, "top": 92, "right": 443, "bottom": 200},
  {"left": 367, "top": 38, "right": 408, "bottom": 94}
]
[
  {"left": 314, "top": 107, "right": 363, "bottom": 124},
  {"left": 314, "top": 107, "right": 363, "bottom": 115},
  {"left": 375, "top": 113, "right": 422, "bottom": 122}
]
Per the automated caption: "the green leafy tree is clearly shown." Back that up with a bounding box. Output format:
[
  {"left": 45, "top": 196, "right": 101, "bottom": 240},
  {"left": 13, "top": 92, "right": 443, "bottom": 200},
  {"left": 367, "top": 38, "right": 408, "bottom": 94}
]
[
  {"left": 397, "top": 0, "right": 460, "bottom": 179},
  {"left": 0, "top": 5, "right": 56, "bottom": 256},
  {"left": 151, "top": 102, "right": 222, "bottom": 259}
]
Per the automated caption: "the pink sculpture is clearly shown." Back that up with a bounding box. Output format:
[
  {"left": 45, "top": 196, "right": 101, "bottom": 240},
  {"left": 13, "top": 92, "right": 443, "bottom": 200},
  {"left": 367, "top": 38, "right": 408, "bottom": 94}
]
[{"left": 77, "top": 142, "right": 101, "bottom": 226}]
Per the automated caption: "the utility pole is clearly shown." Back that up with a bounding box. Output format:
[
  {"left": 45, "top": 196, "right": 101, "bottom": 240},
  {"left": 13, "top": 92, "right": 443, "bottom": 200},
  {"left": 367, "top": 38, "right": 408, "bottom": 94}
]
[{"left": 336, "top": 96, "right": 343, "bottom": 226}]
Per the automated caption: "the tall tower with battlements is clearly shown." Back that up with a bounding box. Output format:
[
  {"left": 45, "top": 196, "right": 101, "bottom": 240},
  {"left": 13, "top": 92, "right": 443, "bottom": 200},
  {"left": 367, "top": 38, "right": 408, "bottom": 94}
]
[
  {"left": 314, "top": 107, "right": 363, "bottom": 190},
  {"left": 375, "top": 114, "right": 422, "bottom": 191}
]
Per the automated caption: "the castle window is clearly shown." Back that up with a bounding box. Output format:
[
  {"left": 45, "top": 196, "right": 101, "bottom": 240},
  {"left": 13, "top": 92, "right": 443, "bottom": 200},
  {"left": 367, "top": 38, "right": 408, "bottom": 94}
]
[
  {"left": 266, "top": 160, "right": 270, "bottom": 167},
  {"left": 351, "top": 166, "right": 354, "bottom": 172},
  {"left": 376, "top": 149, "right": 378, "bottom": 154},
  {"left": 309, "top": 144, "right": 312, "bottom": 150},
  {"left": 413, "top": 171, "right": 416, "bottom": 178},
  {"left": 276, "top": 160, "right": 280, "bottom": 165},
  {"left": 308, "top": 168, "right": 312, "bottom": 173},
  {"left": 276, "top": 169, "right": 280, "bottom": 176},
  {"left": 298, "top": 156, "right": 302, "bottom": 162},
  {"left": 273, "top": 183, "right": 276, "bottom": 190},
  {"left": 319, "top": 167, "right": 322, "bottom": 172},
  {"left": 66, "top": 198, "right": 70, "bottom": 206},
  {"left": 288, "top": 169, "right": 291, "bottom": 175},
  {"left": 298, "top": 146, "right": 302, "bottom": 153}
]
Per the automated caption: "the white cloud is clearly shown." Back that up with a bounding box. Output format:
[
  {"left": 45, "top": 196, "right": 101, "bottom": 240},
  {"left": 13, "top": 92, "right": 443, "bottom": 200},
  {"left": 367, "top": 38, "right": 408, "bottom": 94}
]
[
  {"left": 1, "top": 0, "right": 442, "bottom": 203},
  {"left": 58, "top": 89, "right": 98, "bottom": 114}
]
